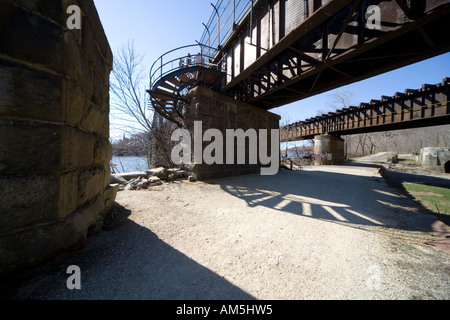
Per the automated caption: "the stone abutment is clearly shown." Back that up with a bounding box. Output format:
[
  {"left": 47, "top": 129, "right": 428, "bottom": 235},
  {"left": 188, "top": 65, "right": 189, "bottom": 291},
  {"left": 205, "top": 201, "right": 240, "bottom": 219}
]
[{"left": 0, "top": 0, "right": 116, "bottom": 276}]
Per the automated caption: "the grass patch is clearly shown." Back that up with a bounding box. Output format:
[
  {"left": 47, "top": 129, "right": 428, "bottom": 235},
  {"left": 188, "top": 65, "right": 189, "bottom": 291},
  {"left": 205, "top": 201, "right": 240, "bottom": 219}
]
[
  {"left": 397, "top": 157, "right": 416, "bottom": 163},
  {"left": 402, "top": 182, "right": 450, "bottom": 225}
]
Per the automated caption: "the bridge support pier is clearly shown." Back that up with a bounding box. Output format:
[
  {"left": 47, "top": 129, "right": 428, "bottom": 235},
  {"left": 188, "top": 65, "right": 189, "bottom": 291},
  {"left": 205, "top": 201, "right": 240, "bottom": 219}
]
[
  {"left": 181, "top": 87, "right": 280, "bottom": 180},
  {"left": 313, "top": 135, "right": 345, "bottom": 165}
]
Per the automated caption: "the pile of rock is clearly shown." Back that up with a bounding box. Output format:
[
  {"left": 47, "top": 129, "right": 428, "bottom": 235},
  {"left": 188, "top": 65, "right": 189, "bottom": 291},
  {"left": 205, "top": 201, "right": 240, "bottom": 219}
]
[{"left": 110, "top": 167, "right": 189, "bottom": 191}]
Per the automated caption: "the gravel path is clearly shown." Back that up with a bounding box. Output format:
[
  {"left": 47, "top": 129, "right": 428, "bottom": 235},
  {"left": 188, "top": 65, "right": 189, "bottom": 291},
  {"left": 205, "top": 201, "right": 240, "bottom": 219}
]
[{"left": 10, "top": 165, "right": 450, "bottom": 300}]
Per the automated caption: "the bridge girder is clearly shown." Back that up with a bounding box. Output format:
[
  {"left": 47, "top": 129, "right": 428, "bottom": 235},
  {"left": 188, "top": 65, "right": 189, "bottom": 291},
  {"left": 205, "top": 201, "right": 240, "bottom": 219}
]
[
  {"left": 280, "top": 78, "right": 450, "bottom": 141},
  {"left": 215, "top": 0, "right": 450, "bottom": 109}
]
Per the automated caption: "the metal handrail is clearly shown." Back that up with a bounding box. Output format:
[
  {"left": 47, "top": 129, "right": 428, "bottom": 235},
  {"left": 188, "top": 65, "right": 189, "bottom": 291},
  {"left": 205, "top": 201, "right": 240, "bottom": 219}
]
[
  {"left": 199, "top": 0, "right": 258, "bottom": 52},
  {"left": 149, "top": 43, "right": 218, "bottom": 91},
  {"left": 149, "top": 1, "right": 259, "bottom": 92}
]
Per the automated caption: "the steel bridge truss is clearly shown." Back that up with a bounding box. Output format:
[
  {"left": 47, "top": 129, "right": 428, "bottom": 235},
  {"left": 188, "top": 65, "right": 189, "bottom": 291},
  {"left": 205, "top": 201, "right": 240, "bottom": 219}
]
[
  {"left": 280, "top": 78, "right": 450, "bottom": 141},
  {"left": 216, "top": 0, "right": 450, "bottom": 109}
]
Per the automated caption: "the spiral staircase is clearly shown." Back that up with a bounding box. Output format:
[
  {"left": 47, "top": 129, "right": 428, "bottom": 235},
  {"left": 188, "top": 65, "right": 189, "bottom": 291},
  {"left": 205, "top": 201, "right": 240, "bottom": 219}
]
[{"left": 147, "top": 44, "right": 225, "bottom": 127}]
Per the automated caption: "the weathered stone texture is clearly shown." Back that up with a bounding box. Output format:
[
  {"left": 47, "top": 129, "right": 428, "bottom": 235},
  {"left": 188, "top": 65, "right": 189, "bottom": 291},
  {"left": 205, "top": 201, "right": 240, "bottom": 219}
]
[
  {"left": 419, "top": 147, "right": 450, "bottom": 173},
  {"left": 0, "top": 0, "right": 114, "bottom": 276},
  {"left": 183, "top": 87, "right": 280, "bottom": 180}
]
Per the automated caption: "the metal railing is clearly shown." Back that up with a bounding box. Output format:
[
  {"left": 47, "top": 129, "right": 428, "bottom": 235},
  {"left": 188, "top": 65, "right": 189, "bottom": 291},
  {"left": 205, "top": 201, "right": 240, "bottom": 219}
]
[
  {"left": 149, "top": 43, "right": 218, "bottom": 91},
  {"left": 199, "top": 0, "right": 258, "bottom": 57},
  {"left": 149, "top": 1, "right": 259, "bottom": 92}
]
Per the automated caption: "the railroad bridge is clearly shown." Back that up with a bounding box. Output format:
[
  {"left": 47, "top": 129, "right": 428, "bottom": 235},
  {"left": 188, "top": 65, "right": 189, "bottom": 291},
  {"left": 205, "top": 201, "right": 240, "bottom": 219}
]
[
  {"left": 281, "top": 78, "right": 450, "bottom": 164},
  {"left": 148, "top": 0, "right": 450, "bottom": 177},
  {"left": 281, "top": 78, "right": 450, "bottom": 141},
  {"left": 1, "top": 0, "right": 449, "bottom": 280}
]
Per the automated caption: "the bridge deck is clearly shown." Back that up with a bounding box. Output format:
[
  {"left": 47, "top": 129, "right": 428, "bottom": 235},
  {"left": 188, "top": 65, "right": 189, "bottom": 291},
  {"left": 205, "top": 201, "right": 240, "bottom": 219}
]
[
  {"left": 149, "top": 0, "right": 450, "bottom": 131},
  {"left": 281, "top": 78, "right": 450, "bottom": 141},
  {"left": 213, "top": 0, "right": 450, "bottom": 109}
]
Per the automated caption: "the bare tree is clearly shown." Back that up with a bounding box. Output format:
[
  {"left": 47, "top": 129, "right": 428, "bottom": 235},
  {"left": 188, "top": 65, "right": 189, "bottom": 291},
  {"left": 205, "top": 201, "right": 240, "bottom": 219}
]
[
  {"left": 366, "top": 134, "right": 378, "bottom": 154},
  {"left": 327, "top": 89, "right": 354, "bottom": 111},
  {"left": 110, "top": 40, "right": 173, "bottom": 167}
]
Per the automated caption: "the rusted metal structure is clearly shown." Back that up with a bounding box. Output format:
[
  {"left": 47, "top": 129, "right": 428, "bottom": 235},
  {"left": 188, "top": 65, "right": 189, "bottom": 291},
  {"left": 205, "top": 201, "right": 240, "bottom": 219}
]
[
  {"left": 280, "top": 78, "right": 450, "bottom": 141},
  {"left": 148, "top": 0, "right": 450, "bottom": 126},
  {"left": 148, "top": 44, "right": 225, "bottom": 126},
  {"left": 215, "top": 0, "right": 450, "bottom": 108}
]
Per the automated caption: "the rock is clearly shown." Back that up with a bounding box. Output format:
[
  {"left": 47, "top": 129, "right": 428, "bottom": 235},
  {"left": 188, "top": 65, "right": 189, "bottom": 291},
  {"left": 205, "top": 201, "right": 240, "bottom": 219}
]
[
  {"left": 148, "top": 176, "right": 162, "bottom": 186},
  {"left": 168, "top": 169, "right": 188, "bottom": 179},
  {"left": 115, "top": 171, "right": 148, "bottom": 181},
  {"left": 188, "top": 175, "right": 196, "bottom": 182},
  {"left": 130, "top": 177, "right": 142, "bottom": 187},
  {"left": 123, "top": 177, "right": 142, "bottom": 190},
  {"left": 136, "top": 179, "right": 150, "bottom": 189},
  {"left": 147, "top": 167, "right": 168, "bottom": 180},
  {"left": 110, "top": 174, "right": 128, "bottom": 185},
  {"left": 124, "top": 183, "right": 134, "bottom": 191},
  {"left": 387, "top": 153, "right": 398, "bottom": 164},
  {"left": 104, "top": 184, "right": 120, "bottom": 213},
  {"left": 134, "top": 177, "right": 162, "bottom": 189}
]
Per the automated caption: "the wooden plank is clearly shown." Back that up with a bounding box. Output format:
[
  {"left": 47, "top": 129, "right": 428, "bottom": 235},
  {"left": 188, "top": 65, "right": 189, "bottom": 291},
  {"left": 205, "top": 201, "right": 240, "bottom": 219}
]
[
  {"left": 151, "top": 88, "right": 176, "bottom": 100},
  {"left": 167, "top": 77, "right": 183, "bottom": 87},
  {"left": 178, "top": 73, "right": 194, "bottom": 84},
  {"left": 160, "top": 81, "right": 177, "bottom": 91}
]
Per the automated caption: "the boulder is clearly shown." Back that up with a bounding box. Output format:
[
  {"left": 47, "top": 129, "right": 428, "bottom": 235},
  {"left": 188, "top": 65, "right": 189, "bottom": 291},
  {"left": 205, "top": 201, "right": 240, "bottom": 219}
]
[
  {"left": 136, "top": 179, "right": 150, "bottom": 189},
  {"left": 115, "top": 171, "right": 148, "bottom": 181},
  {"left": 387, "top": 153, "right": 398, "bottom": 163},
  {"left": 149, "top": 176, "right": 162, "bottom": 186},
  {"left": 168, "top": 168, "right": 188, "bottom": 179},
  {"left": 135, "top": 177, "right": 162, "bottom": 189},
  {"left": 147, "top": 167, "right": 168, "bottom": 180},
  {"left": 123, "top": 177, "right": 143, "bottom": 190},
  {"left": 110, "top": 174, "right": 128, "bottom": 185}
]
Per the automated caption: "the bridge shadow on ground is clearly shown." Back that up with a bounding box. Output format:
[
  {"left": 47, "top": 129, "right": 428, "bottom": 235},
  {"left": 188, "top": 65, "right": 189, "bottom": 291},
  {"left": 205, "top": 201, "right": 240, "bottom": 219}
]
[
  {"left": 9, "top": 203, "right": 255, "bottom": 300},
  {"left": 213, "top": 166, "right": 449, "bottom": 234}
]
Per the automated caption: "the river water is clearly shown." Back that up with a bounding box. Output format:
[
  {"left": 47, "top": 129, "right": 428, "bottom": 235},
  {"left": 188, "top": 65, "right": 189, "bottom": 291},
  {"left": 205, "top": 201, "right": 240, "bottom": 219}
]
[{"left": 110, "top": 156, "right": 149, "bottom": 173}]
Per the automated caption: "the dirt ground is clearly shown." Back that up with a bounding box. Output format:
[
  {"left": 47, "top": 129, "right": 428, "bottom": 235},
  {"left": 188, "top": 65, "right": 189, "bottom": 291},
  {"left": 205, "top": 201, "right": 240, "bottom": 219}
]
[{"left": 8, "top": 164, "right": 450, "bottom": 300}]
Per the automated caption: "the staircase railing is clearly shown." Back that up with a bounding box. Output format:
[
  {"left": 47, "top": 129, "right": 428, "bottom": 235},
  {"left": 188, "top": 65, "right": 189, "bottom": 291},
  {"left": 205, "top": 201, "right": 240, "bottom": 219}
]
[
  {"left": 149, "top": 1, "right": 260, "bottom": 93},
  {"left": 149, "top": 43, "right": 219, "bottom": 92},
  {"left": 280, "top": 157, "right": 303, "bottom": 171},
  {"left": 200, "top": 0, "right": 259, "bottom": 53}
]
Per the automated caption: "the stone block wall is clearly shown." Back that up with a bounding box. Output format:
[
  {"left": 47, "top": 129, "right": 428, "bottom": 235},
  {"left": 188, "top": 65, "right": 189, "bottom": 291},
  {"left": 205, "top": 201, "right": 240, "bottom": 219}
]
[
  {"left": 419, "top": 147, "right": 450, "bottom": 173},
  {"left": 0, "top": 0, "right": 115, "bottom": 276},
  {"left": 182, "top": 87, "right": 281, "bottom": 180},
  {"left": 313, "top": 135, "right": 345, "bottom": 165}
]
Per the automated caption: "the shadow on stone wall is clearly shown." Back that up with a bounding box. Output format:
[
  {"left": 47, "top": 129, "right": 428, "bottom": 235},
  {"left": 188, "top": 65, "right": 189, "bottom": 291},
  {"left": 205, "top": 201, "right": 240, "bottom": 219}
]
[{"left": 0, "top": 0, "right": 115, "bottom": 277}]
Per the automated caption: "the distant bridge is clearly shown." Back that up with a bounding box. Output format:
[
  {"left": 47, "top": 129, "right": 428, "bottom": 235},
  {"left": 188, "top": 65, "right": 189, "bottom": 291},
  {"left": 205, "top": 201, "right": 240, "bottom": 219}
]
[{"left": 280, "top": 78, "right": 450, "bottom": 141}]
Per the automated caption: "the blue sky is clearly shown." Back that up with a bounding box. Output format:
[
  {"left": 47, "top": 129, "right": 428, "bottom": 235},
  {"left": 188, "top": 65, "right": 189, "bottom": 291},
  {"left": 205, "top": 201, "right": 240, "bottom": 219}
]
[{"left": 94, "top": 0, "right": 450, "bottom": 133}]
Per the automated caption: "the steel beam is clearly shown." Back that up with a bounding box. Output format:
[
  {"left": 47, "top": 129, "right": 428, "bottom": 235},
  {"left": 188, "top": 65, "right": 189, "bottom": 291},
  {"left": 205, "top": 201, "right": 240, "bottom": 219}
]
[{"left": 280, "top": 79, "right": 450, "bottom": 141}]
